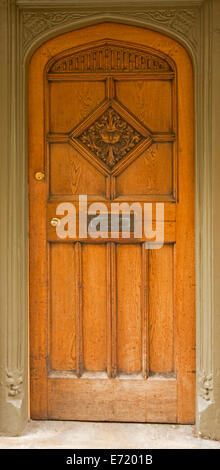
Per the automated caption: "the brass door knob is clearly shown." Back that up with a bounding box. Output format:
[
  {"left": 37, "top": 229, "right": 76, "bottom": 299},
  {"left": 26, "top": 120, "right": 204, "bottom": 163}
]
[
  {"left": 35, "top": 171, "right": 45, "bottom": 181},
  {"left": 50, "top": 217, "right": 60, "bottom": 227}
]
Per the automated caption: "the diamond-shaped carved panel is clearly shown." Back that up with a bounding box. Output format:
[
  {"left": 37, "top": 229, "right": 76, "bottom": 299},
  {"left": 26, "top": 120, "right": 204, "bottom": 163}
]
[{"left": 77, "top": 107, "right": 144, "bottom": 169}]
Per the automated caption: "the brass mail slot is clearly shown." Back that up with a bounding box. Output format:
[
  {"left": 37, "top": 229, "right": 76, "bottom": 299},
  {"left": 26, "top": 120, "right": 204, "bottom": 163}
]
[{"left": 87, "top": 213, "right": 135, "bottom": 233}]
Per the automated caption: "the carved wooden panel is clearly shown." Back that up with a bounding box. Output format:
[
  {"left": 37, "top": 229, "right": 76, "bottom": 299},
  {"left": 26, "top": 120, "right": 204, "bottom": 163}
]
[
  {"left": 49, "top": 41, "right": 173, "bottom": 74},
  {"left": 77, "top": 106, "right": 145, "bottom": 169},
  {"left": 46, "top": 40, "right": 176, "bottom": 200}
]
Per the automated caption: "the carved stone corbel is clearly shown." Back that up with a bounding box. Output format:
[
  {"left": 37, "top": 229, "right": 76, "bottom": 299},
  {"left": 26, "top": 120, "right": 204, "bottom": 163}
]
[
  {"left": 6, "top": 370, "right": 23, "bottom": 398},
  {"left": 199, "top": 371, "right": 214, "bottom": 402}
]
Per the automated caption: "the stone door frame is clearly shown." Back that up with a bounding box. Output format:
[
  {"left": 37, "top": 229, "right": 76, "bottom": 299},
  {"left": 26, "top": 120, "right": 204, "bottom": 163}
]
[{"left": 0, "top": 0, "right": 220, "bottom": 438}]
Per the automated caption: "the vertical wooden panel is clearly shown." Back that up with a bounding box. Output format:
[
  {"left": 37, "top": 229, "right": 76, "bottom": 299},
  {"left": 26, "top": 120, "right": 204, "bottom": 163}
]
[
  {"left": 141, "top": 244, "right": 149, "bottom": 378},
  {"left": 107, "top": 242, "right": 117, "bottom": 378},
  {"left": 117, "top": 244, "right": 142, "bottom": 373},
  {"left": 50, "top": 243, "right": 76, "bottom": 371},
  {"left": 149, "top": 244, "right": 174, "bottom": 373},
  {"left": 82, "top": 244, "right": 107, "bottom": 371},
  {"left": 75, "top": 242, "right": 83, "bottom": 377},
  {"left": 111, "top": 243, "right": 117, "bottom": 377},
  {"left": 106, "top": 243, "right": 112, "bottom": 377}
]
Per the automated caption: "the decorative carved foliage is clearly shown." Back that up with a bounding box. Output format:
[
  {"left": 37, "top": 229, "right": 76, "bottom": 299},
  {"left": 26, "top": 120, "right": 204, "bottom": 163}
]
[
  {"left": 6, "top": 369, "right": 23, "bottom": 398},
  {"left": 22, "top": 7, "right": 200, "bottom": 55},
  {"left": 49, "top": 44, "right": 171, "bottom": 73},
  {"left": 199, "top": 372, "right": 213, "bottom": 402},
  {"left": 77, "top": 106, "right": 144, "bottom": 168}
]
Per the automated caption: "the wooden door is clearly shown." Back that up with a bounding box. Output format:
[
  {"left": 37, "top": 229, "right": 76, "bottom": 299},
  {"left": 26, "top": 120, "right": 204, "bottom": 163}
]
[{"left": 29, "top": 24, "right": 195, "bottom": 423}]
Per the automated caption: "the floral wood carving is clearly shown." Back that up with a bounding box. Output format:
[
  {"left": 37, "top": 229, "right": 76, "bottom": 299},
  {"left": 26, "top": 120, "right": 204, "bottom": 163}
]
[
  {"left": 22, "top": 7, "right": 200, "bottom": 56},
  {"left": 6, "top": 369, "right": 23, "bottom": 398},
  {"left": 49, "top": 44, "right": 171, "bottom": 73},
  {"left": 77, "top": 107, "right": 144, "bottom": 168}
]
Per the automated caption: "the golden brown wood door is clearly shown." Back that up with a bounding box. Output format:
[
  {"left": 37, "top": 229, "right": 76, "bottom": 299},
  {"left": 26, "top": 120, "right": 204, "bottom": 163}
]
[{"left": 29, "top": 24, "right": 195, "bottom": 423}]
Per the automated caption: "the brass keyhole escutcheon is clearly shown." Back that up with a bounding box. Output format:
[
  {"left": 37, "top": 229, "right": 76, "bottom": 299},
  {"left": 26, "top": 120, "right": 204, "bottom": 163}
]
[
  {"left": 35, "top": 171, "right": 45, "bottom": 181},
  {"left": 50, "top": 217, "right": 60, "bottom": 227}
]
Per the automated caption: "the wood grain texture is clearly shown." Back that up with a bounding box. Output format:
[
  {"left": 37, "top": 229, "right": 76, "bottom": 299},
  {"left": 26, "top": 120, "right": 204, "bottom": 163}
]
[
  {"left": 141, "top": 244, "right": 149, "bottom": 379},
  {"left": 49, "top": 143, "right": 106, "bottom": 197},
  {"left": 50, "top": 243, "right": 76, "bottom": 371},
  {"left": 82, "top": 244, "right": 107, "bottom": 372},
  {"left": 116, "top": 143, "right": 173, "bottom": 197},
  {"left": 48, "top": 377, "right": 177, "bottom": 422},
  {"left": 29, "top": 23, "right": 195, "bottom": 423},
  {"left": 175, "top": 50, "right": 196, "bottom": 421},
  {"left": 149, "top": 245, "right": 174, "bottom": 373},
  {"left": 116, "top": 79, "right": 173, "bottom": 132},
  {"left": 49, "top": 80, "right": 106, "bottom": 133},
  {"left": 75, "top": 242, "right": 83, "bottom": 377},
  {"left": 107, "top": 242, "right": 117, "bottom": 378},
  {"left": 117, "top": 244, "right": 142, "bottom": 373}
]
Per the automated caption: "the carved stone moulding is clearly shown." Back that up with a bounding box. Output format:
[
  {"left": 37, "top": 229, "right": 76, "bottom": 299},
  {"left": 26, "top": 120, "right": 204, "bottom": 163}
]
[{"left": 22, "top": 7, "right": 200, "bottom": 58}]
